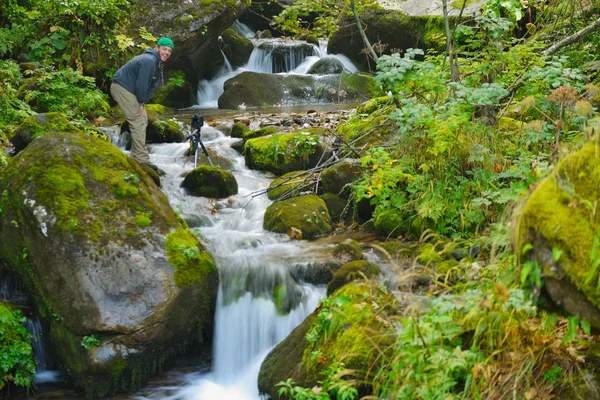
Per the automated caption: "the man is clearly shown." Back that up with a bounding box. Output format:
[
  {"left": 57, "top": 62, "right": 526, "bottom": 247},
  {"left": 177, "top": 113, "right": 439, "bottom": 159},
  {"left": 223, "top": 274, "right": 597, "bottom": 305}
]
[{"left": 110, "top": 37, "right": 174, "bottom": 170}]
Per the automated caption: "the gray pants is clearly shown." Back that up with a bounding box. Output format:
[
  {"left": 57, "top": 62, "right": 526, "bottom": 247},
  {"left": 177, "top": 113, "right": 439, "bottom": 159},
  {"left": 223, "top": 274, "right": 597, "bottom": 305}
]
[{"left": 110, "top": 83, "right": 150, "bottom": 164}]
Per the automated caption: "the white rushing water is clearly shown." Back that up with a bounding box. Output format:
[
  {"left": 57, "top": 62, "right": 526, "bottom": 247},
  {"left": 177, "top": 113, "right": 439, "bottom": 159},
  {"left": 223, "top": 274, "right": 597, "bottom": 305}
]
[
  {"left": 196, "top": 29, "right": 358, "bottom": 109},
  {"left": 133, "top": 125, "right": 326, "bottom": 399}
]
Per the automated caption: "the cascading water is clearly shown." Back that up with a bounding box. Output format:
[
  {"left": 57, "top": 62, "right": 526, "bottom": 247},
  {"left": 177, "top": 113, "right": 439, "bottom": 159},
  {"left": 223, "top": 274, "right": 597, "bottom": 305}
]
[
  {"left": 195, "top": 28, "right": 359, "bottom": 109},
  {"left": 0, "top": 273, "right": 60, "bottom": 384},
  {"left": 133, "top": 124, "right": 327, "bottom": 399}
]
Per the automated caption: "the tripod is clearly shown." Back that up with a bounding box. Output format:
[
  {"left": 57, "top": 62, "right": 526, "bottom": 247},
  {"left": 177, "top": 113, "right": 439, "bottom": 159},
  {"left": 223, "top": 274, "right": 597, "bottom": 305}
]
[{"left": 186, "top": 114, "right": 213, "bottom": 168}]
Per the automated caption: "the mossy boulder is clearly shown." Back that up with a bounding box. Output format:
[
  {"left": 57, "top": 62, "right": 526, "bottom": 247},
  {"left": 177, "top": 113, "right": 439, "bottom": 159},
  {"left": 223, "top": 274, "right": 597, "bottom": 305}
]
[
  {"left": 258, "top": 283, "right": 397, "bottom": 399},
  {"left": 181, "top": 165, "right": 238, "bottom": 198},
  {"left": 307, "top": 57, "right": 345, "bottom": 74},
  {"left": 374, "top": 209, "right": 405, "bottom": 237},
  {"left": 150, "top": 79, "right": 195, "bottom": 109},
  {"left": 243, "top": 126, "right": 279, "bottom": 142},
  {"left": 333, "top": 239, "right": 363, "bottom": 263},
  {"left": 321, "top": 159, "right": 362, "bottom": 197},
  {"left": 516, "top": 142, "right": 600, "bottom": 328},
  {"left": 220, "top": 28, "right": 254, "bottom": 68},
  {"left": 244, "top": 129, "right": 328, "bottom": 175},
  {"left": 0, "top": 131, "right": 218, "bottom": 397},
  {"left": 148, "top": 119, "right": 186, "bottom": 144},
  {"left": 290, "top": 261, "right": 342, "bottom": 285},
  {"left": 322, "top": 192, "right": 349, "bottom": 222},
  {"left": 218, "top": 72, "right": 375, "bottom": 109},
  {"left": 230, "top": 122, "right": 250, "bottom": 138},
  {"left": 356, "top": 95, "right": 395, "bottom": 115},
  {"left": 9, "top": 113, "right": 81, "bottom": 153},
  {"left": 328, "top": 11, "right": 448, "bottom": 71},
  {"left": 268, "top": 170, "right": 318, "bottom": 200},
  {"left": 264, "top": 194, "right": 332, "bottom": 239},
  {"left": 327, "top": 260, "right": 381, "bottom": 295},
  {"left": 130, "top": 0, "right": 249, "bottom": 86},
  {"left": 337, "top": 104, "right": 396, "bottom": 148}
]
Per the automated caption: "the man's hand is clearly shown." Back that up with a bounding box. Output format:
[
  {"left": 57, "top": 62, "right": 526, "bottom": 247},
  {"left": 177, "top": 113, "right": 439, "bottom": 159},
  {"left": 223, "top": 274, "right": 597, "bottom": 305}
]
[{"left": 140, "top": 104, "right": 146, "bottom": 117}]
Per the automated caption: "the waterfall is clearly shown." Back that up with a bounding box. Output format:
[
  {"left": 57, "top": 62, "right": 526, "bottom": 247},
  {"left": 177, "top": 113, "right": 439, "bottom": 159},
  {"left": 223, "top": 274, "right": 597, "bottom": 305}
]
[
  {"left": 195, "top": 37, "right": 359, "bottom": 109},
  {"left": 232, "top": 21, "right": 255, "bottom": 39},
  {"left": 135, "top": 125, "right": 327, "bottom": 399},
  {"left": 0, "top": 272, "right": 60, "bottom": 384}
]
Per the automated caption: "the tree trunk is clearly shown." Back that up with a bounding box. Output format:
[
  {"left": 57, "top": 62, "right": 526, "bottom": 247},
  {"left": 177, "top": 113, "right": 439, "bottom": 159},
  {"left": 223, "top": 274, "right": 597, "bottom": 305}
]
[
  {"left": 542, "top": 16, "right": 600, "bottom": 56},
  {"left": 442, "top": 0, "right": 460, "bottom": 81},
  {"left": 349, "top": 0, "right": 379, "bottom": 64}
]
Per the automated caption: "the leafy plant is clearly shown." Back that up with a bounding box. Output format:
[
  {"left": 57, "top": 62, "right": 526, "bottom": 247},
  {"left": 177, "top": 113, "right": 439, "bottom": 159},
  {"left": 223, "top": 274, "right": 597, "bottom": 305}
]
[
  {"left": 0, "top": 303, "right": 36, "bottom": 389},
  {"left": 81, "top": 334, "right": 101, "bottom": 350}
]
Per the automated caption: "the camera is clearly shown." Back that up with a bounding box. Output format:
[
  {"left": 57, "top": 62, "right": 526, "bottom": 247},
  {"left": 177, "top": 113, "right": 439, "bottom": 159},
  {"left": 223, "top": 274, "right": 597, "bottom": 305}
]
[{"left": 191, "top": 114, "right": 204, "bottom": 130}]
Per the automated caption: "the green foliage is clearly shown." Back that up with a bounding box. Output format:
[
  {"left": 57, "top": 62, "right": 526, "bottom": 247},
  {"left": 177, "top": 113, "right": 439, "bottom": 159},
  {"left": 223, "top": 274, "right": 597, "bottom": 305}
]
[
  {"left": 276, "top": 363, "right": 359, "bottom": 400},
  {"left": 80, "top": 334, "right": 100, "bottom": 350},
  {"left": 0, "top": 0, "right": 134, "bottom": 70},
  {"left": 0, "top": 303, "right": 36, "bottom": 390},
  {"left": 0, "top": 61, "right": 35, "bottom": 140},
  {"left": 25, "top": 66, "right": 110, "bottom": 119}
]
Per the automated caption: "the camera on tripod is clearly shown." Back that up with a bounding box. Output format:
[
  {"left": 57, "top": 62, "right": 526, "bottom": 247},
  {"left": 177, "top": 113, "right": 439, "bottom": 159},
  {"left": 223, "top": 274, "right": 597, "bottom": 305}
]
[{"left": 191, "top": 114, "right": 204, "bottom": 130}]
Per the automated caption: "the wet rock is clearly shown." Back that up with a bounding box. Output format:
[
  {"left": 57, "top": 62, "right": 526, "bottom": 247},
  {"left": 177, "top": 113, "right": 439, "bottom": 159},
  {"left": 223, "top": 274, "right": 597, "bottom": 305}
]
[
  {"left": 220, "top": 29, "right": 254, "bottom": 68},
  {"left": 230, "top": 122, "right": 251, "bottom": 138},
  {"left": 307, "top": 57, "right": 345, "bottom": 74},
  {"left": 322, "top": 192, "right": 349, "bottom": 222},
  {"left": 230, "top": 139, "right": 244, "bottom": 153},
  {"left": 218, "top": 72, "right": 376, "bottom": 109},
  {"left": 258, "top": 283, "right": 397, "bottom": 399},
  {"left": 150, "top": 74, "right": 195, "bottom": 109},
  {"left": 0, "top": 131, "right": 217, "bottom": 398},
  {"left": 244, "top": 129, "right": 329, "bottom": 175},
  {"left": 374, "top": 209, "right": 405, "bottom": 238},
  {"left": 290, "top": 261, "right": 342, "bottom": 285},
  {"left": 327, "top": 260, "right": 380, "bottom": 295},
  {"left": 268, "top": 170, "right": 318, "bottom": 201},
  {"left": 264, "top": 194, "right": 332, "bottom": 239},
  {"left": 10, "top": 113, "right": 82, "bottom": 153},
  {"left": 517, "top": 142, "right": 600, "bottom": 329},
  {"left": 332, "top": 239, "right": 363, "bottom": 263},
  {"left": 181, "top": 165, "right": 238, "bottom": 198},
  {"left": 321, "top": 159, "right": 363, "bottom": 197}
]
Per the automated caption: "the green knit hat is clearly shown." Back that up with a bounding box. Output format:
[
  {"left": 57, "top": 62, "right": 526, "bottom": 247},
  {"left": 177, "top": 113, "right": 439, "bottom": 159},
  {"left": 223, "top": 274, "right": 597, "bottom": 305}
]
[{"left": 157, "top": 37, "right": 174, "bottom": 49}]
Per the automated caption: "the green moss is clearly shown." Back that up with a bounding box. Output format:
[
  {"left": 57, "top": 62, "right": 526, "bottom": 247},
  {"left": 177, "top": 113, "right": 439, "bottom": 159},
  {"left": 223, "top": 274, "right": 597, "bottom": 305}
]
[
  {"left": 135, "top": 213, "right": 152, "bottom": 227},
  {"left": 144, "top": 103, "right": 173, "bottom": 118},
  {"left": 356, "top": 96, "right": 395, "bottom": 115},
  {"left": 181, "top": 165, "right": 238, "bottom": 198},
  {"left": 321, "top": 159, "right": 363, "bottom": 197},
  {"left": 321, "top": 192, "right": 349, "bottom": 222},
  {"left": 244, "top": 129, "right": 328, "bottom": 175},
  {"left": 327, "top": 260, "right": 380, "bottom": 295},
  {"left": 498, "top": 116, "right": 525, "bottom": 133},
  {"left": 148, "top": 119, "right": 184, "bottom": 143},
  {"left": 165, "top": 228, "right": 216, "bottom": 287},
  {"left": 230, "top": 122, "right": 250, "bottom": 138},
  {"left": 301, "top": 283, "right": 396, "bottom": 385},
  {"left": 340, "top": 73, "right": 376, "bottom": 96},
  {"left": 417, "top": 243, "right": 442, "bottom": 265},
  {"left": 268, "top": 170, "right": 314, "bottom": 200},
  {"left": 374, "top": 209, "right": 405, "bottom": 237},
  {"left": 264, "top": 194, "right": 332, "bottom": 239},
  {"left": 337, "top": 105, "right": 395, "bottom": 147},
  {"left": 9, "top": 112, "right": 81, "bottom": 151},
  {"left": 332, "top": 240, "right": 363, "bottom": 262},
  {"left": 518, "top": 142, "right": 600, "bottom": 308},
  {"left": 243, "top": 126, "right": 279, "bottom": 142},
  {"left": 0, "top": 131, "right": 177, "bottom": 245}
]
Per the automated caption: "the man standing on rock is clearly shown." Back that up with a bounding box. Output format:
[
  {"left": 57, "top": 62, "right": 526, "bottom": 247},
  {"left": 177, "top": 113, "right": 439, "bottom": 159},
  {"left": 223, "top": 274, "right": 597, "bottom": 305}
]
[{"left": 110, "top": 37, "right": 174, "bottom": 171}]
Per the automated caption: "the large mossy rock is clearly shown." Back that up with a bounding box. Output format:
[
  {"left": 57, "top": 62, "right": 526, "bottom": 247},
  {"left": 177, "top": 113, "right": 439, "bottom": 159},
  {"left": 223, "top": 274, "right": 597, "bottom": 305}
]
[
  {"left": 307, "top": 57, "right": 345, "bottom": 74},
  {"left": 218, "top": 72, "right": 375, "bottom": 109},
  {"left": 337, "top": 104, "right": 397, "bottom": 147},
  {"left": 328, "top": 10, "right": 447, "bottom": 71},
  {"left": 264, "top": 194, "right": 332, "bottom": 239},
  {"left": 268, "top": 170, "right": 318, "bottom": 200},
  {"left": 244, "top": 129, "right": 328, "bottom": 175},
  {"left": 327, "top": 260, "right": 380, "bottom": 295},
  {"left": 517, "top": 142, "right": 600, "bottom": 328},
  {"left": 150, "top": 77, "right": 195, "bottom": 109},
  {"left": 181, "top": 165, "right": 238, "bottom": 198},
  {"left": 220, "top": 28, "right": 254, "bottom": 68},
  {"left": 9, "top": 113, "right": 81, "bottom": 152},
  {"left": 0, "top": 132, "right": 218, "bottom": 397},
  {"left": 321, "top": 159, "right": 363, "bottom": 196},
  {"left": 258, "top": 283, "right": 397, "bottom": 399}
]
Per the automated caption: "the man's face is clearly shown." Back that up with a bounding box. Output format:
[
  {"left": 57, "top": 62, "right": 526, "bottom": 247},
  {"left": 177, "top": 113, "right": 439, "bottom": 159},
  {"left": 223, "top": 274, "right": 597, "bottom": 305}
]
[{"left": 156, "top": 46, "right": 172, "bottom": 63}]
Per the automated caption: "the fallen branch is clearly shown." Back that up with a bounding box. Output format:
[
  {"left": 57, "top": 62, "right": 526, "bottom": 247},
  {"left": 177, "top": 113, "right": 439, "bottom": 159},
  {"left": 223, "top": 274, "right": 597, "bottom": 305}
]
[{"left": 542, "top": 16, "right": 600, "bottom": 56}]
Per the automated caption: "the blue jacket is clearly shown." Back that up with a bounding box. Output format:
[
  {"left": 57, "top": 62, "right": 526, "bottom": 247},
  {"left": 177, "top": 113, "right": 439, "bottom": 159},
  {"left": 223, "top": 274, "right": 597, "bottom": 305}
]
[{"left": 113, "top": 48, "right": 161, "bottom": 104}]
